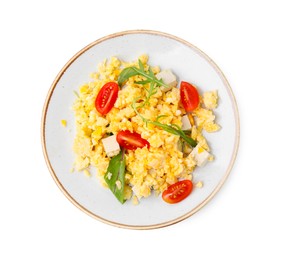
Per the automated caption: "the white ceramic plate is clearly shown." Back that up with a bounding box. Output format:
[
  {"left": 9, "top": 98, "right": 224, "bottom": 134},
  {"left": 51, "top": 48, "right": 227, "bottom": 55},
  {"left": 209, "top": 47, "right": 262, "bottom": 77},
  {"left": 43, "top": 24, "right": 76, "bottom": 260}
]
[{"left": 42, "top": 30, "right": 239, "bottom": 229}]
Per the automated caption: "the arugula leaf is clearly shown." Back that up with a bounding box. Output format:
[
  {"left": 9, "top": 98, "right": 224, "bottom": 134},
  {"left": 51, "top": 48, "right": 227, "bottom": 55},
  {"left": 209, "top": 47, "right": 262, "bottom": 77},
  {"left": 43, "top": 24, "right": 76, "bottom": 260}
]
[
  {"left": 138, "top": 59, "right": 145, "bottom": 71},
  {"left": 118, "top": 59, "right": 170, "bottom": 89},
  {"left": 119, "top": 59, "right": 197, "bottom": 148},
  {"left": 149, "top": 120, "right": 197, "bottom": 147},
  {"left": 132, "top": 101, "right": 197, "bottom": 148},
  {"left": 118, "top": 67, "right": 140, "bottom": 86},
  {"left": 118, "top": 59, "right": 172, "bottom": 112},
  {"left": 136, "top": 79, "right": 151, "bottom": 85},
  {"left": 73, "top": 90, "right": 80, "bottom": 98},
  {"left": 104, "top": 150, "right": 126, "bottom": 204}
]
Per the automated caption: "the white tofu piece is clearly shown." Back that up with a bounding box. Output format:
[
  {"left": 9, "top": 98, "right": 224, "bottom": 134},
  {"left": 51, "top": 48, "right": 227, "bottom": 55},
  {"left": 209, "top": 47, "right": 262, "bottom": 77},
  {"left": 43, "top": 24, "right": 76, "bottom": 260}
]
[
  {"left": 181, "top": 115, "right": 192, "bottom": 130},
  {"left": 155, "top": 70, "right": 177, "bottom": 92},
  {"left": 101, "top": 135, "right": 120, "bottom": 157},
  {"left": 190, "top": 144, "right": 210, "bottom": 167}
]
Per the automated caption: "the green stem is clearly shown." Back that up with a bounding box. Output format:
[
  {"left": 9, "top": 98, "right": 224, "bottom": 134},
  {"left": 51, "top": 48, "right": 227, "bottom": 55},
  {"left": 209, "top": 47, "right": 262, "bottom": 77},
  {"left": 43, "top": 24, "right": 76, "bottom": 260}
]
[{"left": 131, "top": 67, "right": 170, "bottom": 89}]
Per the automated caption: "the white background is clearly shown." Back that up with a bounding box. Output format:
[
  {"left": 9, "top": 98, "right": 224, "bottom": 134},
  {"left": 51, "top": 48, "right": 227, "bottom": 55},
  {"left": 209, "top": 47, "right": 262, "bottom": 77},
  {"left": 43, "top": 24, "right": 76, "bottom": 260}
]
[{"left": 1, "top": 0, "right": 281, "bottom": 259}]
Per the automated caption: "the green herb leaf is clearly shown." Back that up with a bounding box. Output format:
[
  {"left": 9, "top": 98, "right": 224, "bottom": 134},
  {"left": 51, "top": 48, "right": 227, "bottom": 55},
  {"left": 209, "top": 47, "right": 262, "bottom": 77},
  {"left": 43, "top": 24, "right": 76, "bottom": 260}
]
[
  {"left": 138, "top": 59, "right": 145, "bottom": 71},
  {"left": 149, "top": 121, "right": 197, "bottom": 147},
  {"left": 156, "top": 115, "right": 168, "bottom": 121},
  {"left": 183, "top": 130, "right": 192, "bottom": 135},
  {"left": 148, "top": 67, "right": 155, "bottom": 78},
  {"left": 180, "top": 133, "right": 197, "bottom": 147},
  {"left": 73, "top": 90, "right": 80, "bottom": 98},
  {"left": 119, "top": 59, "right": 197, "bottom": 148},
  {"left": 118, "top": 59, "right": 170, "bottom": 89},
  {"left": 104, "top": 150, "right": 126, "bottom": 204},
  {"left": 135, "top": 80, "right": 151, "bottom": 85},
  {"left": 118, "top": 67, "right": 140, "bottom": 86},
  {"left": 132, "top": 100, "right": 197, "bottom": 148},
  {"left": 118, "top": 59, "right": 173, "bottom": 111}
]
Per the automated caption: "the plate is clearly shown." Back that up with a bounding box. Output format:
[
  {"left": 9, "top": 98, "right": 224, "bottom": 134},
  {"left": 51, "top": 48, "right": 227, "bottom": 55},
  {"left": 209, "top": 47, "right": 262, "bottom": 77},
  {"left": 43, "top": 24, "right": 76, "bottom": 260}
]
[{"left": 41, "top": 30, "right": 240, "bottom": 229}]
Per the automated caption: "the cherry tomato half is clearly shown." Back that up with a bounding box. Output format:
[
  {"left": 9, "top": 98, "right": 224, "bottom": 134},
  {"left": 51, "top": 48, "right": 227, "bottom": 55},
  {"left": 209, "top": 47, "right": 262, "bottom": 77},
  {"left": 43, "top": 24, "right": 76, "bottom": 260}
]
[
  {"left": 162, "top": 180, "right": 193, "bottom": 204},
  {"left": 95, "top": 82, "right": 119, "bottom": 115},
  {"left": 180, "top": 81, "right": 200, "bottom": 112},
  {"left": 116, "top": 130, "right": 150, "bottom": 150}
]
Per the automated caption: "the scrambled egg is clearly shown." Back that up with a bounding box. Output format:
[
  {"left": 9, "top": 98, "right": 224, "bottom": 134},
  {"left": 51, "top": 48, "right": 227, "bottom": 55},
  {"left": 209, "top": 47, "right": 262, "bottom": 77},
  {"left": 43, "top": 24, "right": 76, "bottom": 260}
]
[
  {"left": 72, "top": 55, "right": 220, "bottom": 202},
  {"left": 60, "top": 119, "right": 67, "bottom": 127}
]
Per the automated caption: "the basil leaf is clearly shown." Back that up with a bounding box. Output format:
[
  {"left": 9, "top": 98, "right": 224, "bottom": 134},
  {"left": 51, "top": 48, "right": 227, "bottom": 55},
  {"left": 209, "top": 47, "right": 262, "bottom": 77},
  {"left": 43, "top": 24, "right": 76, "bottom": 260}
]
[{"left": 104, "top": 150, "right": 126, "bottom": 204}]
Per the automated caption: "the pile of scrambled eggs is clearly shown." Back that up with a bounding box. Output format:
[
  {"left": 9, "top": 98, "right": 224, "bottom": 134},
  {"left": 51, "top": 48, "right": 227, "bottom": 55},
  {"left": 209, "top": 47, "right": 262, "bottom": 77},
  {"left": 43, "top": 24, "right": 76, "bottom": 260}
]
[{"left": 72, "top": 55, "right": 220, "bottom": 204}]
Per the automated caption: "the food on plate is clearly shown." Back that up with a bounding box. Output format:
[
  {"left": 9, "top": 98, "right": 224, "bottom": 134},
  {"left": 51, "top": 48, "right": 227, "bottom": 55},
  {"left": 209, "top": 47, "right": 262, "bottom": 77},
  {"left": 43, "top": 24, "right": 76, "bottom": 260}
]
[
  {"left": 162, "top": 180, "right": 193, "bottom": 204},
  {"left": 95, "top": 82, "right": 119, "bottom": 115},
  {"left": 203, "top": 90, "right": 218, "bottom": 109},
  {"left": 116, "top": 130, "right": 150, "bottom": 150},
  {"left": 72, "top": 55, "right": 220, "bottom": 204},
  {"left": 60, "top": 119, "right": 67, "bottom": 127},
  {"left": 195, "top": 181, "right": 203, "bottom": 188},
  {"left": 101, "top": 134, "right": 120, "bottom": 157},
  {"left": 180, "top": 81, "right": 200, "bottom": 112}
]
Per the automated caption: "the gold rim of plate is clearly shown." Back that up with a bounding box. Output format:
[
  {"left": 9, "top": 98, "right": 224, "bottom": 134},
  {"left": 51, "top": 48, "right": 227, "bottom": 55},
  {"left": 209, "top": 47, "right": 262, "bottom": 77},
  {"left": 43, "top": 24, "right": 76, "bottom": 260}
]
[{"left": 41, "top": 29, "right": 240, "bottom": 230}]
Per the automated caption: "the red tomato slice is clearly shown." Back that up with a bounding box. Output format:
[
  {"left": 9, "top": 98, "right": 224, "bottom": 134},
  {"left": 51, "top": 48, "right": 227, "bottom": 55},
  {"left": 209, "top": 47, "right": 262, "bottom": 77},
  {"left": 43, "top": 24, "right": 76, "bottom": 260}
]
[
  {"left": 116, "top": 130, "right": 150, "bottom": 150},
  {"left": 162, "top": 180, "right": 193, "bottom": 204},
  {"left": 180, "top": 81, "right": 200, "bottom": 112},
  {"left": 95, "top": 82, "right": 119, "bottom": 115}
]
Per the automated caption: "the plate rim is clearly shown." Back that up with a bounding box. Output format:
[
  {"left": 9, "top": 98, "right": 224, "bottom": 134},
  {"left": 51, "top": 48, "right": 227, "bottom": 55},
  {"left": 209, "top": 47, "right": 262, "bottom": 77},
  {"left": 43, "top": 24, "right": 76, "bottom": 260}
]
[{"left": 41, "top": 29, "right": 240, "bottom": 230}]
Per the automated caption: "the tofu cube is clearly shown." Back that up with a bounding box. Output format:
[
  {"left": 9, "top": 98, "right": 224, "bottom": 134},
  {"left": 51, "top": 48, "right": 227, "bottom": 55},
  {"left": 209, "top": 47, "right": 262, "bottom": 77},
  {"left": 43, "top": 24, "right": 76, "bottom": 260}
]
[
  {"left": 181, "top": 115, "right": 192, "bottom": 130},
  {"left": 102, "top": 135, "right": 120, "bottom": 157},
  {"left": 190, "top": 144, "right": 210, "bottom": 167},
  {"left": 155, "top": 70, "right": 177, "bottom": 92}
]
